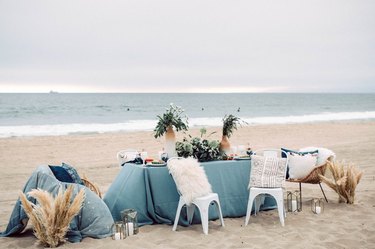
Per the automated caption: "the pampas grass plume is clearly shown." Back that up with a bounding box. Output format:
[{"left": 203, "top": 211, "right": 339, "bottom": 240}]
[
  {"left": 319, "top": 160, "right": 362, "bottom": 204},
  {"left": 20, "top": 185, "right": 85, "bottom": 247}
]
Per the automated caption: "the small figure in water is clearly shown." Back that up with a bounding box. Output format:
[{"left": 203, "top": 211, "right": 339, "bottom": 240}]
[
  {"left": 127, "top": 108, "right": 130, "bottom": 111},
  {"left": 202, "top": 107, "right": 204, "bottom": 111},
  {"left": 237, "top": 107, "right": 240, "bottom": 112}
]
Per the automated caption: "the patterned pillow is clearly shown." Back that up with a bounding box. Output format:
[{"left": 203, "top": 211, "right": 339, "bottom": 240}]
[{"left": 249, "top": 155, "right": 288, "bottom": 188}]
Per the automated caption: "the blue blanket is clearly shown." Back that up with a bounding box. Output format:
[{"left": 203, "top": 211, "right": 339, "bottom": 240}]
[
  {"left": 104, "top": 160, "right": 277, "bottom": 226},
  {"left": 0, "top": 165, "right": 114, "bottom": 243}
]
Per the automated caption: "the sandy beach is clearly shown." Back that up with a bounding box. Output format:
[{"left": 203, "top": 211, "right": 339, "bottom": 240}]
[{"left": 1, "top": 121, "right": 374, "bottom": 249}]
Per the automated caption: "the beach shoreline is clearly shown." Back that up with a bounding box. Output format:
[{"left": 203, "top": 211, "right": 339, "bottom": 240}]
[{"left": 1, "top": 120, "right": 375, "bottom": 248}]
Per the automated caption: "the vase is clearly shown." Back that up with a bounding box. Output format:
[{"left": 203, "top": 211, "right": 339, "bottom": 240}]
[
  {"left": 165, "top": 125, "right": 176, "bottom": 158},
  {"left": 220, "top": 135, "right": 231, "bottom": 155}
]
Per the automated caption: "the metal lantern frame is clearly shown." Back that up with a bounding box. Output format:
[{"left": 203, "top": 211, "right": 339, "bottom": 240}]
[
  {"left": 121, "top": 208, "right": 139, "bottom": 236},
  {"left": 286, "top": 190, "right": 302, "bottom": 212},
  {"left": 112, "top": 221, "right": 126, "bottom": 240},
  {"left": 311, "top": 198, "right": 325, "bottom": 214}
]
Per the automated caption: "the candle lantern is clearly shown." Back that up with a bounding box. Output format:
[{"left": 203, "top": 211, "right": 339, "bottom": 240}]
[
  {"left": 286, "top": 190, "right": 302, "bottom": 212},
  {"left": 121, "top": 208, "right": 139, "bottom": 236},
  {"left": 311, "top": 198, "right": 324, "bottom": 214},
  {"left": 111, "top": 221, "right": 126, "bottom": 240}
]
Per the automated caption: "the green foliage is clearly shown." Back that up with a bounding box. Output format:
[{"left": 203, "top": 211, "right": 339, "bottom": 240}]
[
  {"left": 222, "top": 114, "right": 246, "bottom": 138},
  {"left": 154, "top": 103, "right": 189, "bottom": 138},
  {"left": 176, "top": 129, "right": 224, "bottom": 162}
]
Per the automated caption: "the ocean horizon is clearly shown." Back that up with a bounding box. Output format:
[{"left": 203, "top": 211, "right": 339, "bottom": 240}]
[{"left": 0, "top": 93, "right": 374, "bottom": 138}]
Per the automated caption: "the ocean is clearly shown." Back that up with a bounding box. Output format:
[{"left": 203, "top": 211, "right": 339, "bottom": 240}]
[{"left": 0, "top": 93, "right": 374, "bottom": 137}]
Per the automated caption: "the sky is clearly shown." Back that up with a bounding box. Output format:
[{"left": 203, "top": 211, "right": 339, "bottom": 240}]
[{"left": 0, "top": 0, "right": 374, "bottom": 93}]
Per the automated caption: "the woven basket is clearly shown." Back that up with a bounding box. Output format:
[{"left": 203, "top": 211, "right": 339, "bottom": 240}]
[
  {"left": 287, "top": 163, "right": 327, "bottom": 184},
  {"left": 82, "top": 176, "right": 102, "bottom": 198}
]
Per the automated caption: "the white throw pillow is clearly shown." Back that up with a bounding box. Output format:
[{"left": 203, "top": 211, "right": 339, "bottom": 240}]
[
  {"left": 167, "top": 157, "right": 212, "bottom": 205},
  {"left": 299, "top": 147, "right": 336, "bottom": 167},
  {"left": 288, "top": 153, "right": 318, "bottom": 179}
]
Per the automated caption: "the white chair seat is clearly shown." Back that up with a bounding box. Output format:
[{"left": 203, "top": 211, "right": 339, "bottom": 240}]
[
  {"left": 173, "top": 193, "right": 225, "bottom": 235},
  {"left": 117, "top": 149, "right": 139, "bottom": 167}
]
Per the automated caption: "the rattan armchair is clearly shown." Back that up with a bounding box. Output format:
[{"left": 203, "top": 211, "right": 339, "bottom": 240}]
[
  {"left": 287, "top": 163, "right": 329, "bottom": 205},
  {"left": 82, "top": 175, "right": 102, "bottom": 198}
]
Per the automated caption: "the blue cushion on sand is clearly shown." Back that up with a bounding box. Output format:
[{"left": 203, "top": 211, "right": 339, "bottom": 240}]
[{"left": 49, "top": 163, "right": 84, "bottom": 185}]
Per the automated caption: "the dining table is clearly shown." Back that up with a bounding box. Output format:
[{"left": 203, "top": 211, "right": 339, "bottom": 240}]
[{"left": 103, "top": 159, "right": 277, "bottom": 226}]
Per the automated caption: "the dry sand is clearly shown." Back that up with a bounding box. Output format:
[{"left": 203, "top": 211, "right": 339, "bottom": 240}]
[{"left": 1, "top": 121, "right": 374, "bottom": 248}]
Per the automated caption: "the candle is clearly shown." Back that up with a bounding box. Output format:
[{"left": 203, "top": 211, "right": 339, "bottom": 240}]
[
  {"left": 114, "top": 232, "right": 121, "bottom": 240},
  {"left": 292, "top": 200, "right": 297, "bottom": 212},
  {"left": 315, "top": 206, "right": 321, "bottom": 214},
  {"left": 127, "top": 222, "right": 134, "bottom": 236}
]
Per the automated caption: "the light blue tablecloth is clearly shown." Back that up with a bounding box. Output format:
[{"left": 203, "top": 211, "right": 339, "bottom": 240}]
[{"left": 103, "top": 160, "right": 276, "bottom": 226}]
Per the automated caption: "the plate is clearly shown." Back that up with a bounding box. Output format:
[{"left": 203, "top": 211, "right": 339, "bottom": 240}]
[
  {"left": 234, "top": 156, "right": 251, "bottom": 160},
  {"left": 146, "top": 162, "right": 167, "bottom": 167}
]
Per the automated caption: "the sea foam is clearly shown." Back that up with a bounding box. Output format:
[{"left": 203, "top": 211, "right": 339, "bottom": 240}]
[{"left": 0, "top": 111, "right": 374, "bottom": 138}]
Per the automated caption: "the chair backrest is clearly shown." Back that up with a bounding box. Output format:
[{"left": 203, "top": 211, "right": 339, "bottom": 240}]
[
  {"left": 167, "top": 157, "right": 212, "bottom": 205},
  {"left": 117, "top": 149, "right": 139, "bottom": 166},
  {"left": 249, "top": 149, "right": 289, "bottom": 188}
]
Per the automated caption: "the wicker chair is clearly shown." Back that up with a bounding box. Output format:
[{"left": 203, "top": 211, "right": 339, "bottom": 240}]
[
  {"left": 287, "top": 163, "right": 328, "bottom": 205},
  {"left": 82, "top": 175, "right": 102, "bottom": 198}
]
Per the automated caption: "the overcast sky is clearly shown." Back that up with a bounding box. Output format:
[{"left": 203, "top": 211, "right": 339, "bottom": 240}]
[{"left": 0, "top": 0, "right": 374, "bottom": 93}]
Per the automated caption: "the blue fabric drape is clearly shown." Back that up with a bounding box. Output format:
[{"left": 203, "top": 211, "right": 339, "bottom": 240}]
[{"left": 104, "top": 160, "right": 276, "bottom": 226}]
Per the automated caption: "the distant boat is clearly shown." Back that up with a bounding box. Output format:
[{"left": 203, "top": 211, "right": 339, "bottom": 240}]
[{"left": 49, "top": 90, "right": 59, "bottom": 94}]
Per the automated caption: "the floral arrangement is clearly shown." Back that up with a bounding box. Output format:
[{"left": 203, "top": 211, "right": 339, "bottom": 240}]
[
  {"left": 176, "top": 128, "right": 225, "bottom": 162},
  {"left": 220, "top": 114, "right": 247, "bottom": 153},
  {"left": 222, "top": 114, "right": 246, "bottom": 138},
  {"left": 153, "top": 103, "right": 188, "bottom": 139}
]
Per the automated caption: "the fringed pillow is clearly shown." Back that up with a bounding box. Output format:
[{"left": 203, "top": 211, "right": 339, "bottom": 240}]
[
  {"left": 167, "top": 157, "right": 212, "bottom": 205},
  {"left": 249, "top": 155, "right": 288, "bottom": 188}
]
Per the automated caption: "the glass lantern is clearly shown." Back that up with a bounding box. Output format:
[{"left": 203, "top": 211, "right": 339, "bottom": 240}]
[
  {"left": 311, "top": 198, "right": 324, "bottom": 214},
  {"left": 121, "top": 208, "right": 139, "bottom": 236},
  {"left": 286, "top": 190, "right": 302, "bottom": 212},
  {"left": 111, "top": 221, "right": 126, "bottom": 240}
]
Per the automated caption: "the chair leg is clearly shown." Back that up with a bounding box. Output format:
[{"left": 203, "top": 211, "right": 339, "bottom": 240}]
[
  {"left": 319, "top": 182, "right": 328, "bottom": 203},
  {"left": 299, "top": 182, "right": 302, "bottom": 211},
  {"left": 274, "top": 191, "right": 285, "bottom": 226},
  {"left": 213, "top": 199, "right": 225, "bottom": 227},
  {"left": 245, "top": 191, "right": 257, "bottom": 226},
  {"left": 195, "top": 204, "right": 209, "bottom": 235},
  {"left": 186, "top": 205, "right": 195, "bottom": 224},
  {"left": 173, "top": 198, "right": 185, "bottom": 231}
]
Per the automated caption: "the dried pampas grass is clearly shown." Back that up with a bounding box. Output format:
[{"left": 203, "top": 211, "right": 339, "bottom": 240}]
[
  {"left": 319, "top": 160, "right": 363, "bottom": 204},
  {"left": 20, "top": 185, "right": 85, "bottom": 247}
]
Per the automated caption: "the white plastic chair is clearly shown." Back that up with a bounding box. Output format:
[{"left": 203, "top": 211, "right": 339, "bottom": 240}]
[
  {"left": 167, "top": 157, "right": 225, "bottom": 235},
  {"left": 116, "top": 149, "right": 139, "bottom": 167},
  {"left": 245, "top": 149, "right": 289, "bottom": 226}
]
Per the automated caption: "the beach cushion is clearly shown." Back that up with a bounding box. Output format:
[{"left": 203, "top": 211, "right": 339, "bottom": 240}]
[
  {"left": 167, "top": 157, "right": 212, "bottom": 205},
  {"left": 49, "top": 163, "right": 84, "bottom": 185},
  {"left": 281, "top": 148, "right": 318, "bottom": 179},
  {"left": 287, "top": 153, "right": 318, "bottom": 179},
  {"left": 299, "top": 147, "right": 336, "bottom": 166},
  {"left": 249, "top": 155, "right": 287, "bottom": 188}
]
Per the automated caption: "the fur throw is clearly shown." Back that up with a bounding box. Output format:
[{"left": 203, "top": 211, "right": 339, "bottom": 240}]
[
  {"left": 167, "top": 157, "right": 212, "bottom": 205},
  {"left": 299, "top": 147, "right": 336, "bottom": 167}
]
